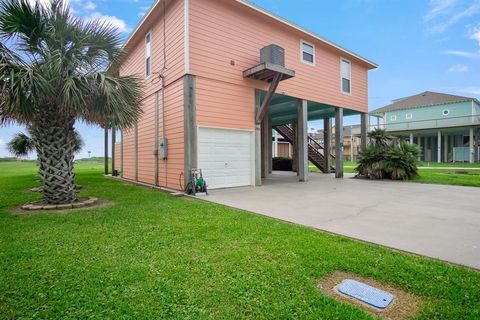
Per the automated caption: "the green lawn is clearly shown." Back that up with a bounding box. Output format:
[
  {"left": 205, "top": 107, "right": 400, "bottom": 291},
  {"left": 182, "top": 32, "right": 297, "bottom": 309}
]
[
  {"left": 309, "top": 161, "right": 480, "bottom": 186},
  {"left": 1, "top": 161, "right": 479, "bottom": 319}
]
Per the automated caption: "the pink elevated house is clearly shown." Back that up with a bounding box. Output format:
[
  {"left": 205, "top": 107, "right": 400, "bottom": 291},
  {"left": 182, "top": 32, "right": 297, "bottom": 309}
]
[{"left": 110, "top": 0, "right": 377, "bottom": 191}]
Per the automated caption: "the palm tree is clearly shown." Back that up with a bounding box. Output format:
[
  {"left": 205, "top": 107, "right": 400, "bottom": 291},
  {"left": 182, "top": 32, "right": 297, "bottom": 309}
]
[
  {"left": 368, "top": 128, "right": 393, "bottom": 148},
  {"left": 8, "top": 130, "right": 84, "bottom": 158},
  {"left": 0, "top": 0, "right": 142, "bottom": 204}
]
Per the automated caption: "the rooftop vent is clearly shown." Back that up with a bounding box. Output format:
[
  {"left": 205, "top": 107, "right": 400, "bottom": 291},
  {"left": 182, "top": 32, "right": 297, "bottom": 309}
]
[{"left": 260, "top": 44, "right": 285, "bottom": 67}]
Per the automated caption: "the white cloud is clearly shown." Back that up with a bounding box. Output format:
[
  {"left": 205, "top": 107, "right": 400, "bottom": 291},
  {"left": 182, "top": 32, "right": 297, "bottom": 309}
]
[
  {"left": 448, "top": 64, "right": 469, "bottom": 72},
  {"left": 458, "top": 87, "right": 480, "bottom": 95},
  {"left": 85, "top": 12, "right": 131, "bottom": 33},
  {"left": 84, "top": 1, "right": 96, "bottom": 11},
  {"left": 426, "top": 0, "right": 480, "bottom": 34},
  {"left": 445, "top": 49, "right": 480, "bottom": 57},
  {"left": 424, "top": 0, "right": 459, "bottom": 22},
  {"left": 0, "top": 138, "right": 5, "bottom": 148}
]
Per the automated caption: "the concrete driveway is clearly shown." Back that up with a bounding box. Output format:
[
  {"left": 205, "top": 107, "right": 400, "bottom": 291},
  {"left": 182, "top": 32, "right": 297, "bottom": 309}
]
[{"left": 204, "top": 172, "right": 480, "bottom": 269}]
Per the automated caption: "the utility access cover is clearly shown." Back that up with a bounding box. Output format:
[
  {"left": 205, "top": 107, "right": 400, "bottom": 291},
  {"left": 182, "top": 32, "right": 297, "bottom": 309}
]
[{"left": 337, "top": 279, "right": 394, "bottom": 309}]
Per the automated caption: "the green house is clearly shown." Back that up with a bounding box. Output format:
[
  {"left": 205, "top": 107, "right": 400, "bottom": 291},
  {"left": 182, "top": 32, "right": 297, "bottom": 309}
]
[{"left": 370, "top": 91, "right": 480, "bottom": 163}]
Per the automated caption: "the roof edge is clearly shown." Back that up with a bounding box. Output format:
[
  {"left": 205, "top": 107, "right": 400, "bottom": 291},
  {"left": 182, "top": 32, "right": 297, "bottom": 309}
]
[
  {"left": 120, "top": 0, "right": 378, "bottom": 70},
  {"left": 369, "top": 98, "right": 478, "bottom": 115},
  {"left": 236, "top": 0, "right": 378, "bottom": 69}
]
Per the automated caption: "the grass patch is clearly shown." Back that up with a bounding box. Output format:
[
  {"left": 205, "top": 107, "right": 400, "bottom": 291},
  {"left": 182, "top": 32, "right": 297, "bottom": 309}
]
[
  {"left": 1, "top": 161, "right": 479, "bottom": 319},
  {"left": 412, "top": 169, "right": 480, "bottom": 187}
]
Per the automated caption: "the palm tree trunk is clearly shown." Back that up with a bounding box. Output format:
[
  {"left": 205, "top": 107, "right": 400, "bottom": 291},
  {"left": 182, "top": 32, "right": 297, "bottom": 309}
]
[{"left": 30, "top": 116, "right": 78, "bottom": 204}]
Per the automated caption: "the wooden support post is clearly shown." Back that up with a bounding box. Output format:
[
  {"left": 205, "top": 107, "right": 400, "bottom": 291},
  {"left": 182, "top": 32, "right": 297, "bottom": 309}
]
[
  {"left": 254, "top": 90, "right": 262, "bottom": 186},
  {"left": 135, "top": 124, "right": 138, "bottom": 181},
  {"left": 268, "top": 117, "right": 273, "bottom": 174},
  {"left": 437, "top": 130, "right": 441, "bottom": 163},
  {"left": 360, "top": 112, "right": 368, "bottom": 150},
  {"left": 261, "top": 115, "right": 269, "bottom": 178},
  {"left": 104, "top": 127, "right": 108, "bottom": 175},
  {"left": 409, "top": 132, "right": 414, "bottom": 144},
  {"left": 291, "top": 123, "right": 297, "bottom": 172},
  {"left": 120, "top": 130, "right": 124, "bottom": 178},
  {"left": 323, "top": 117, "right": 331, "bottom": 173},
  {"left": 255, "top": 73, "right": 282, "bottom": 124},
  {"left": 470, "top": 127, "right": 475, "bottom": 163},
  {"left": 111, "top": 127, "right": 116, "bottom": 176},
  {"left": 417, "top": 136, "right": 422, "bottom": 161},
  {"left": 184, "top": 75, "right": 197, "bottom": 189},
  {"left": 335, "top": 107, "right": 344, "bottom": 178},
  {"left": 444, "top": 134, "right": 448, "bottom": 163},
  {"left": 297, "top": 100, "right": 308, "bottom": 182}
]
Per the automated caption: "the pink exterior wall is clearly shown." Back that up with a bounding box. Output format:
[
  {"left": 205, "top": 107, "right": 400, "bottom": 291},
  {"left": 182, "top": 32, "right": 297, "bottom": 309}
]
[
  {"left": 119, "top": 0, "right": 185, "bottom": 190},
  {"left": 190, "top": 0, "right": 372, "bottom": 131},
  {"left": 114, "top": 143, "right": 121, "bottom": 172}
]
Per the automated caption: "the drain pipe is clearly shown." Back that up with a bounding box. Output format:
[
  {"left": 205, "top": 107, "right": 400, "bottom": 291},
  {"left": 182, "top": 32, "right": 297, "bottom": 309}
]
[{"left": 154, "top": 91, "right": 159, "bottom": 186}]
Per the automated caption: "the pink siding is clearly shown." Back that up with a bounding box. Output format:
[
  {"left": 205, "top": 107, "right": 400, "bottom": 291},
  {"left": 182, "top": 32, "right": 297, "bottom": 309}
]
[
  {"left": 121, "top": 128, "right": 135, "bottom": 180},
  {"left": 158, "top": 79, "right": 185, "bottom": 190},
  {"left": 196, "top": 77, "right": 255, "bottom": 130},
  {"left": 190, "top": 0, "right": 371, "bottom": 131},
  {"left": 119, "top": 0, "right": 185, "bottom": 190},
  {"left": 114, "top": 143, "right": 121, "bottom": 172}
]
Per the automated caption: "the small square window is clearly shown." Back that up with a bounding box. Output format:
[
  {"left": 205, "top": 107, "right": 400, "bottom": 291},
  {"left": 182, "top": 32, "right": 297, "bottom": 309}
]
[
  {"left": 406, "top": 113, "right": 412, "bottom": 120},
  {"left": 301, "top": 40, "right": 315, "bottom": 64},
  {"left": 442, "top": 109, "right": 450, "bottom": 116},
  {"left": 390, "top": 115, "right": 397, "bottom": 121}
]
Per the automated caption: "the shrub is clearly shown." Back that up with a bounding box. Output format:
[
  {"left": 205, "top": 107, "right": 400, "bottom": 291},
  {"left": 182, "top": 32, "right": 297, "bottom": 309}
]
[
  {"left": 356, "top": 129, "right": 420, "bottom": 180},
  {"left": 272, "top": 157, "right": 292, "bottom": 171}
]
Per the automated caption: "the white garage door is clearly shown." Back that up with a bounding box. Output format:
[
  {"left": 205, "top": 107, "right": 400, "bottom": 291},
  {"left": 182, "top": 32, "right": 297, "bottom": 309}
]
[{"left": 198, "top": 127, "right": 254, "bottom": 189}]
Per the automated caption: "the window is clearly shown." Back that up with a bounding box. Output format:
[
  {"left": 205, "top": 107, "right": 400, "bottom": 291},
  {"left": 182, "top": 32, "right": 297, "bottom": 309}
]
[
  {"left": 341, "top": 58, "right": 351, "bottom": 94},
  {"left": 442, "top": 109, "right": 450, "bottom": 116},
  {"left": 145, "top": 32, "right": 152, "bottom": 77},
  {"left": 390, "top": 115, "right": 397, "bottom": 121},
  {"left": 301, "top": 40, "right": 315, "bottom": 64},
  {"left": 406, "top": 113, "right": 413, "bottom": 120}
]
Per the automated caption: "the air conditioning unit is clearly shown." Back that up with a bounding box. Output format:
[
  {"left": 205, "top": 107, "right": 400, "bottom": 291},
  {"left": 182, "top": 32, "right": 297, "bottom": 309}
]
[{"left": 260, "top": 44, "right": 285, "bottom": 67}]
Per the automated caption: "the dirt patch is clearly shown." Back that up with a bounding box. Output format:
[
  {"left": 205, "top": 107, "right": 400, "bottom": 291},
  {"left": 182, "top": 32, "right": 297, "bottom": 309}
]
[
  {"left": 318, "top": 271, "right": 421, "bottom": 320},
  {"left": 14, "top": 198, "right": 112, "bottom": 214}
]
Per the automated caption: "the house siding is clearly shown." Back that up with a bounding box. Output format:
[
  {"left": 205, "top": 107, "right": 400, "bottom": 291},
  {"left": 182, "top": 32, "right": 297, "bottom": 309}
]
[
  {"left": 119, "top": 0, "right": 185, "bottom": 190},
  {"left": 189, "top": 0, "right": 370, "bottom": 123},
  {"left": 385, "top": 101, "right": 478, "bottom": 132}
]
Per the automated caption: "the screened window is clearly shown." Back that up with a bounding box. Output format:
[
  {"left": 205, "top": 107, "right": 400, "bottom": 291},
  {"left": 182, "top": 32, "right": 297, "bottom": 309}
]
[
  {"left": 406, "top": 113, "right": 413, "bottom": 120},
  {"left": 145, "top": 32, "right": 152, "bottom": 77},
  {"left": 301, "top": 40, "right": 315, "bottom": 64},
  {"left": 341, "top": 58, "right": 351, "bottom": 94}
]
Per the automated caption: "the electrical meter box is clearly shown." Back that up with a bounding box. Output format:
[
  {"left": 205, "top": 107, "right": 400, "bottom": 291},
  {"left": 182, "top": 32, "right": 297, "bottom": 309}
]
[{"left": 160, "top": 138, "right": 168, "bottom": 160}]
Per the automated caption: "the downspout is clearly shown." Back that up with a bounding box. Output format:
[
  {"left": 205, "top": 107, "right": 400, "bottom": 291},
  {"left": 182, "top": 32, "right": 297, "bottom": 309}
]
[{"left": 154, "top": 92, "right": 159, "bottom": 186}]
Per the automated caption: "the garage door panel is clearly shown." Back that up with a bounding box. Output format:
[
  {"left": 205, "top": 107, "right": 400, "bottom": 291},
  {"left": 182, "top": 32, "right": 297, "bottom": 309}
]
[{"left": 198, "top": 127, "right": 253, "bottom": 189}]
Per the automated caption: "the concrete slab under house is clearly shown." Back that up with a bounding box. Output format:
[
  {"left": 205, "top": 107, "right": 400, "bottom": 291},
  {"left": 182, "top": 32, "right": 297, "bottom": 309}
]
[
  {"left": 370, "top": 91, "right": 480, "bottom": 163},
  {"left": 105, "top": 0, "right": 377, "bottom": 192}
]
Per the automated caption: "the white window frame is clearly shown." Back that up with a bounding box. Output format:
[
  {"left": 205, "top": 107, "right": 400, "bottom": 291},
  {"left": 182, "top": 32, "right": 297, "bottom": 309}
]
[
  {"left": 340, "top": 57, "right": 352, "bottom": 95},
  {"left": 390, "top": 115, "right": 397, "bottom": 121},
  {"left": 145, "top": 31, "right": 152, "bottom": 78},
  {"left": 300, "top": 39, "right": 315, "bottom": 66},
  {"left": 406, "top": 113, "right": 413, "bottom": 120}
]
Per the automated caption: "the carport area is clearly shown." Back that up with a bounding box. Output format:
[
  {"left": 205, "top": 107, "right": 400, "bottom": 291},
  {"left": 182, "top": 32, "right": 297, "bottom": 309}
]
[{"left": 205, "top": 172, "right": 480, "bottom": 269}]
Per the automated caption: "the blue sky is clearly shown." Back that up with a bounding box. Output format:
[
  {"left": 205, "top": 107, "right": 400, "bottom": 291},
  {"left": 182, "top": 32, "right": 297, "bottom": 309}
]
[{"left": 1, "top": 0, "right": 480, "bottom": 158}]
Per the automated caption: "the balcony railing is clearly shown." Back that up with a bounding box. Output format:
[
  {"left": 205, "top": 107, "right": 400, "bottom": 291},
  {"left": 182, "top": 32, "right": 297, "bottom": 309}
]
[{"left": 369, "top": 114, "right": 480, "bottom": 132}]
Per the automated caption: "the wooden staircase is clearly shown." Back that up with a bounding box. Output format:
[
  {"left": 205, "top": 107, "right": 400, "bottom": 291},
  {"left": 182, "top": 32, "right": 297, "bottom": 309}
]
[{"left": 274, "top": 124, "right": 335, "bottom": 173}]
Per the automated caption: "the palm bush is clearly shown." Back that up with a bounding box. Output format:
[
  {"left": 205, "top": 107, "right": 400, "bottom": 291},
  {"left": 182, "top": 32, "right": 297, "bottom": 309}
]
[
  {"left": 356, "top": 129, "right": 420, "bottom": 180},
  {"left": 8, "top": 130, "right": 84, "bottom": 158},
  {"left": 0, "top": 0, "right": 142, "bottom": 204}
]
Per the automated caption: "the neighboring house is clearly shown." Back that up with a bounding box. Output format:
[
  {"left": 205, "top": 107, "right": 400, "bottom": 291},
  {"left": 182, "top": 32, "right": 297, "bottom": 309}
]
[
  {"left": 330, "top": 125, "right": 362, "bottom": 162},
  {"left": 370, "top": 91, "right": 480, "bottom": 163},
  {"left": 272, "top": 131, "right": 292, "bottom": 158},
  {"left": 111, "top": 0, "right": 376, "bottom": 191}
]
